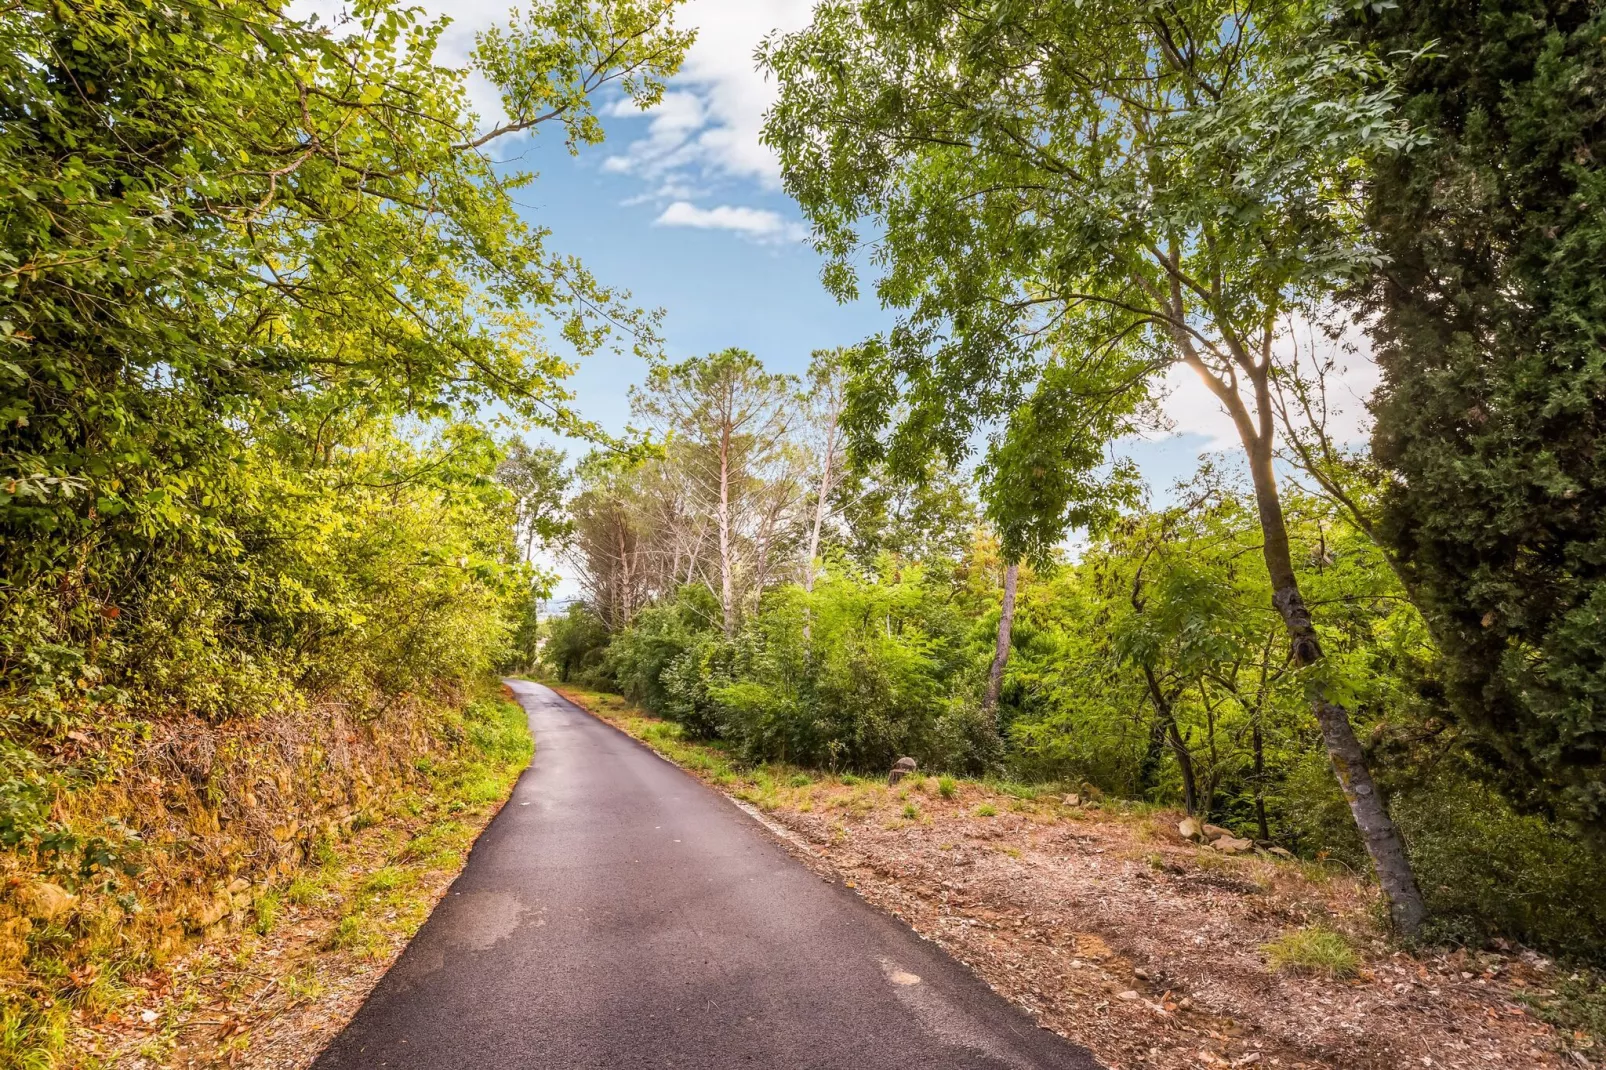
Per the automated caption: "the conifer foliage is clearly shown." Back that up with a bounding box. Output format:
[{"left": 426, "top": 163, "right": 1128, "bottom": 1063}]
[{"left": 1352, "top": 0, "right": 1606, "bottom": 830}]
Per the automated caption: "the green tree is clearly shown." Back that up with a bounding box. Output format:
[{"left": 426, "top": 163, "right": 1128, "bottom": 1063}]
[
  {"left": 1349, "top": 0, "right": 1606, "bottom": 833},
  {"left": 831, "top": 451, "right": 980, "bottom": 568},
  {"left": 631, "top": 349, "right": 805, "bottom": 635},
  {"left": 498, "top": 441, "right": 572, "bottom": 560},
  {"left": 543, "top": 602, "right": 611, "bottom": 683},
  {"left": 762, "top": 0, "right": 1430, "bottom": 930},
  {"left": 1, "top": 0, "right": 689, "bottom": 704}
]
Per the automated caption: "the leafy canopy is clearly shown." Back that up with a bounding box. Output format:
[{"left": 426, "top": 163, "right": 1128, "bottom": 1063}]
[{"left": 760, "top": 0, "right": 1413, "bottom": 557}]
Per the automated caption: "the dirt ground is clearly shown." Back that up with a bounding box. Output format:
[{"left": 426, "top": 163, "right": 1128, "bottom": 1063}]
[
  {"left": 558, "top": 686, "right": 1588, "bottom": 1070},
  {"left": 766, "top": 779, "right": 1571, "bottom": 1070}
]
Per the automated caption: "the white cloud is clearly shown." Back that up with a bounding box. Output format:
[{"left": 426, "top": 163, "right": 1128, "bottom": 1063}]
[
  {"left": 654, "top": 201, "right": 808, "bottom": 243},
  {"left": 605, "top": 0, "right": 816, "bottom": 188}
]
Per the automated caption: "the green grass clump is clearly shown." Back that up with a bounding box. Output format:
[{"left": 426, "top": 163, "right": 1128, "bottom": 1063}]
[
  {"left": 362, "top": 866, "right": 408, "bottom": 894},
  {"left": 285, "top": 875, "right": 326, "bottom": 907},
  {"left": 902, "top": 802, "right": 920, "bottom": 820},
  {"left": 975, "top": 803, "right": 998, "bottom": 818},
  {"left": 253, "top": 892, "right": 281, "bottom": 935},
  {"left": 1261, "top": 926, "right": 1361, "bottom": 979},
  {"left": 937, "top": 776, "right": 957, "bottom": 799},
  {"left": 326, "top": 914, "right": 378, "bottom": 953}
]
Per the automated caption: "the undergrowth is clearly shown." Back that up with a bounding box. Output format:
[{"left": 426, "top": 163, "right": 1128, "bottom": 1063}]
[{"left": 1, "top": 684, "right": 531, "bottom": 1069}]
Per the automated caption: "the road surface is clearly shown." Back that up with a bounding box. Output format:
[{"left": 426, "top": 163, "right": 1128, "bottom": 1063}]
[{"left": 312, "top": 680, "right": 1103, "bottom": 1070}]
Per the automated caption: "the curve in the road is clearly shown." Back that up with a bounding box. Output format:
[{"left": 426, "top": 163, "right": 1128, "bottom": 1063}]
[{"left": 312, "top": 680, "right": 1104, "bottom": 1069}]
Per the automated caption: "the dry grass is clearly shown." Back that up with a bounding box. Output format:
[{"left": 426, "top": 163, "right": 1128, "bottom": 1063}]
[{"left": 2, "top": 686, "right": 531, "bottom": 1069}]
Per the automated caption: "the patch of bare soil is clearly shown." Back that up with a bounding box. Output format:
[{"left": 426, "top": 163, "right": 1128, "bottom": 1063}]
[
  {"left": 554, "top": 688, "right": 1576, "bottom": 1070},
  {"left": 764, "top": 782, "right": 1569, "bottom": 1070}
]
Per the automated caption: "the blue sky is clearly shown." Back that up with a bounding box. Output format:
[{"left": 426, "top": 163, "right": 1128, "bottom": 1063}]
[
  {"left": 491, "top": 1, "right": 1238, "bottom": 483},
  {"left": 296, "top": 0, "right": 1379, "bottom": 594},
  {"left": 506, "top": 128, "right": 891, "bottom": 439}
]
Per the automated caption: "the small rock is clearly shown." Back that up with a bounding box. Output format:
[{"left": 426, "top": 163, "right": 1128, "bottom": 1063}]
[
  {"left": 1133, "top": 966, "right": 1152, "bottom": 981},
  {"left": 1178, "top": 997, "right": 1194, "bottom": 1010},
  {"left": 1063, "top": 793, "right": 1081, "bottom": 807},
  {"left": 1267, "top": 846, "right": 1294, "bottom": 860},
  {"left": 1202, "top": 823, "right": 1234, "bottom": 840},
  {"left": 1211, "top": 836, "right": 1254, "bottom": 855},
  {"left": 226, "top": 877, "right": 250, "bottom": 896},
  {"left": 140, "top": 1009, "right": 158, "bottom": 1024},
  {"left": 1178, "top": 817, "right": 1202, "bottom": 841},
  {"left": 1117, "top": 990, "right": 1140, "bottom": 1000},
  {"left": 887, "top": 756, "right": 918, "bottom": 786},
  {"left": 24, "top": 882, "right": 77, "bottom": 921}
]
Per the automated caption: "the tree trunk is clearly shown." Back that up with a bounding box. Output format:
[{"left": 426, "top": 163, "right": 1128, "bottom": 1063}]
[
  {"left": 804, "top": 423, "right": 836, "bottom": 597},
  {"left": 617, "top": 524, "right": 633, "bottom": 628},
  {"left": 1252, "top": 720, "right": 1271, "bottom": 843},
  {"left": 1167, "top": 718, "right": 1200, "bottom": 816},
  {"left": 1244, "top": 429, "right": 1427, "bottom": 935},
  {"left": 982, "top": 561, "right": 1018, "bottom": 718},
  {"left": 1138, "top": 716, "right": 1167, "bottom": 797},
  {"left": 1141, "top": 664, "right": 1199, "bottom": 815},
  {"left": 717, "top": 422, "right": 736, "bottom": 637}
]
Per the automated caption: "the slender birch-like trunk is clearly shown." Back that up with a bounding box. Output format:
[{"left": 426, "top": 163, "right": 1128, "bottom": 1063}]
[{"left": 982, "top": 561, "right": 1019, "bottom": 719}]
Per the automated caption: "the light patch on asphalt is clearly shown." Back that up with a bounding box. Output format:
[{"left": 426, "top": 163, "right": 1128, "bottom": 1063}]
[
  {"left": 878, "top": 958, "right": 1034, "bottom": 1069},
  {"left": 434, "top": 890, "right": 529, "bottom": 952}
]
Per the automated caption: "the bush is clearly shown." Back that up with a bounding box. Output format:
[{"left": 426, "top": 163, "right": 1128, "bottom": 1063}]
[
  {"left": 1391, "top": 767, "right": 1606, "bottom": 959},
  {"left": 605, "top": 588, "right": 719, "bottom": 714},
  {"left": 704, "top": 569, "right": 985, "bottom": 771},
  {"left": 541, "top": 604, "right": 611, "bottom": 685}
]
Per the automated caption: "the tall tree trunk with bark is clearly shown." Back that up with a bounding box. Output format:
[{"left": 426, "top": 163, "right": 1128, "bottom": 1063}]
[
  {"left": 803, "top": 418, "right": 837, "bottom": 597},
  {"left": 1142, "top": 665, "right": 1199, "bottom": 815},
  {"left": 1244, "top": 426, "right": 1427, "bottom": 935},
  {"left": 982, "top": 561, "right": 1018, "bottom": 719},
  {"left": 1252, "top": 720, "right": 1271, "bottom": 843}
]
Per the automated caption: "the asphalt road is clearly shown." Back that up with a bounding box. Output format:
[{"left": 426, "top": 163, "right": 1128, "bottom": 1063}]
[{"left": 312, "top": 680, "right": 1103, "bottom": 1070}]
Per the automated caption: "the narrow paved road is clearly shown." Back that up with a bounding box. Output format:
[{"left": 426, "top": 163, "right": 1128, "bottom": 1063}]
[{"left": 313, "top": 681, "right": 1102, "bottom": 1069}]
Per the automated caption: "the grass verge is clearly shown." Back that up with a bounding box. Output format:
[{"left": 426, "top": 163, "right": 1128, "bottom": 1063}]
[{"left": 36, "top": 684, "right": 531, "bottom": 1069}]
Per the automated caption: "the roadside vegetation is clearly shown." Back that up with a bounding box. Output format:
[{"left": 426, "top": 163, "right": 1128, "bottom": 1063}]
[
  {"left": 0, "top": 0, "right": 688, "bottom": 1065},
  {"left": 72, "top": 692, "right": 531, "bottom": 1067}
]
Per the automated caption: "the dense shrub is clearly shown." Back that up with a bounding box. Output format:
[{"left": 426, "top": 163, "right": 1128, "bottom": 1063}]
[
  {"left": 1393, "top": 765, "right": 1606, "bottom": 957},
  {"left": 543, "top": 604, "right": 612, "bottom": 685},
  {"left": 605, "top": 588, "right": 721, "bottom": 713}
]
